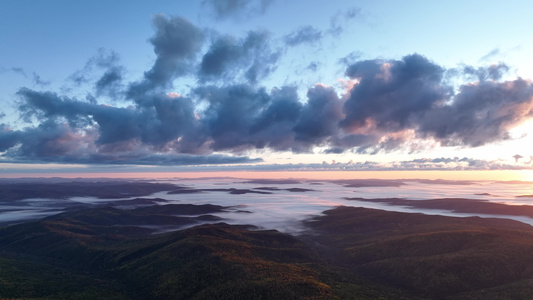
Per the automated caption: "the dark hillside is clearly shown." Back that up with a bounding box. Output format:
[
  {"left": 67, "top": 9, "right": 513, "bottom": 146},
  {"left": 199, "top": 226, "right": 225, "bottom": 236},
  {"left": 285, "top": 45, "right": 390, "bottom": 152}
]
[
  {"left": 3, "top": 204, "right": 533, "bottom": 298},
  {"left": 0, "top": 204, "right": 406, "bottom": 299},
  {"left": 303, "top": 206, "right": 533, "bottom": 299},
  {"left": 0, "top": 181, "right": 179, "bottom": 201}
]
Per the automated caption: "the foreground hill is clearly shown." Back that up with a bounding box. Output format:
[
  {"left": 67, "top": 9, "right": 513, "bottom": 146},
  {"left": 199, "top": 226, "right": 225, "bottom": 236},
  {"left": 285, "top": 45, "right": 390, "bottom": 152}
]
[
  {"left": 303, "top": 207, "right": 533, "bottom": 299},
  {"left": 2, "top": 204, "right": 533, "bottom": 299}
]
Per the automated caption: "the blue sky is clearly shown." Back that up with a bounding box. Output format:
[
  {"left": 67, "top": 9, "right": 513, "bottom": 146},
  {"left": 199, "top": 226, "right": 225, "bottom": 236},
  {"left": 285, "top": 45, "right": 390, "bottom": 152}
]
[{"left": 1, "top": 0, "right": 533, "bottom": 175}]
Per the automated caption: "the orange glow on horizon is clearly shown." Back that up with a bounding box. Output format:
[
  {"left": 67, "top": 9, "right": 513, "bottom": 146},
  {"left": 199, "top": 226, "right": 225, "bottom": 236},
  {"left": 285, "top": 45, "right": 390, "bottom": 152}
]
[{"left": 1, "top": 170, "right": 533, "bottom": 182}]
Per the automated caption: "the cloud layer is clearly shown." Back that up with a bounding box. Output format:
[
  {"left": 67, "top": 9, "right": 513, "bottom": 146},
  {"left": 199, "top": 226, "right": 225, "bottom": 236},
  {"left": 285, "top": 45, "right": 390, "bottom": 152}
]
[{"left": 2, "top": 14, "right": 533, "bottom": 166}]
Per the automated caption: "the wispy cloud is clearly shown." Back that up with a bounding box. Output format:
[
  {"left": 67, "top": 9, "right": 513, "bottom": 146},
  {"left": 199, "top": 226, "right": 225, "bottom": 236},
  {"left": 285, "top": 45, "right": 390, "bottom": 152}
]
[
  {"left": 0, "top": 67, "right": 27, "bottom": 77},
  {"left": 329, "top": 7, "right": 361, "bottom": 36},
  {"left": 284, "top": 26, "right": 323, "bottom": 46},
  {"left": 202, "top": 0, "right": 275, "bottom": 20},
  {"left": 32, "top": 72, "right": 50, "bottom": 86}
]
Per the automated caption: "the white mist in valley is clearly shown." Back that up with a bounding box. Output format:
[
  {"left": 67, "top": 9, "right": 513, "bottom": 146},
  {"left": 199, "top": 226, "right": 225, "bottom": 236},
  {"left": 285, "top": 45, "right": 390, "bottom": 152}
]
[
  {"left": 146, "top": 178, "right": 533, "bottom": 232},
  {"left": 1, "top": 178, "right": 533, "bottom": 232}
]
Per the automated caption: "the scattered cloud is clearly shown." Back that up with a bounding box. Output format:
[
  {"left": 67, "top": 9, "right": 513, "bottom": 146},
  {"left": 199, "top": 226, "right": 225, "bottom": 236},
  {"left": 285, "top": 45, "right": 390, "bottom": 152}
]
[
  {"left": 460, "top": 62, "right": 510, "bottom": 81},
  {"left": 480, "top": 48, "right": 500, "bottom": 62},
  {"left": 306, "top": 62, "right": 319, "bottom": 72},
  {"left": 32, "top": 72, "right": 50, "bottom": 86},
  {"left": 338, "top": 51, "right": 363, "bottom": 66},
  {"left": 2, "top": 15, "right": 533, "bottom": 168},
  {"left": 202, "top": 0, "right": 275, "bottom": 20},
  {"left": 146, "top": 156, "right": 533, "bottom": 172},
  {"left": 0, "top": 67, "right": 27, "bottom": 77},
  {"left": 95, "top": 66, "right": 124, "bottom": 98},
  {"left": 329, "top": 7, "right": 361, "bottom": 36},
  {"left": 284, "top": 26, "right": 322, "bottom": 46},
  {"left": 68, "top": 48, "right": 122, "bottom": 86}
]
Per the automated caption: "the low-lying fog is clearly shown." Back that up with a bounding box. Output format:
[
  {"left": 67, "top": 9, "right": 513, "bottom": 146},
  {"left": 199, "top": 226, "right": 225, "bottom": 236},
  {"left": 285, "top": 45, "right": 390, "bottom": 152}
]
[{"left": 2, "top": 178, "right": 533, "bottom": 233}]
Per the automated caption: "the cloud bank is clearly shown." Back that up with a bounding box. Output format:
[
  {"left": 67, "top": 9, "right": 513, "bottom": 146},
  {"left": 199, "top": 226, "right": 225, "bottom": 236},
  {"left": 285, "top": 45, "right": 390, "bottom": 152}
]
[{"left": 2, "top": 14, "right": 533, "bottom": 167}]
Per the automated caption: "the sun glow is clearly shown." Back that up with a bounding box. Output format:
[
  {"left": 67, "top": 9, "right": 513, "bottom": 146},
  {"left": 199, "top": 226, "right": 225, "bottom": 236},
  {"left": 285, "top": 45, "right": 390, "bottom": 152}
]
[
  {"left": 516, "top": 170, "right": 533, "bottom": 182},
  {"left": 509, "top": 119, "right": 533, "bottom": 139}
]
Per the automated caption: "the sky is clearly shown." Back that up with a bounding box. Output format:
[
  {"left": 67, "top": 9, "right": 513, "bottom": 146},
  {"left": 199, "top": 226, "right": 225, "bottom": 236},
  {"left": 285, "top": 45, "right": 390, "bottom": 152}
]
[{"left": 2, "top": 0, "right": 533, "bottom": 178}]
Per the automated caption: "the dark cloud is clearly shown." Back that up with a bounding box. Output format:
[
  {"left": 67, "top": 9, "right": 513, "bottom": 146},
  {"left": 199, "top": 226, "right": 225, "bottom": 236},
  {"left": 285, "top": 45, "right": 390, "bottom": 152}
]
[
  {"left": 241, "top": 30, "right": 282, "bottom": 83},
  {"left": 3, "top": 12, "right": 533, "bottom": 168},
  {"left": 202, "top": 0, "right": 274, "bottom": 20},
  {"left": 2, "top": 124, "right": 259, "bottom": 166},
  {"left": 418, "top": 78, "right": 533, "bottom": 146},
  {"left": 194, "top": 83, "right": 382, "bottom": 154},
  {"left": 95, "top": 66, "right": 124, "bottom": 98},
  {"left": 199, "top": 35, "right": 241, "bottom": 78},
  {"left": 17, "top": 88, "right": 94, "bottom": 127},
  {"left": 198, "top": 30, "right": 281, "bottom": 83},
  {"left": 331, "top": 134, "right": 379, "bottom": 152},
  {"left": 128, "top": 15, "right": 204, "bottom": 97},
  {"left": 194, "top": 84, "right": 300, "bottom": 151},
  {"left": 461, "top": 63, "right": 510, "bottom": 81},
  {"left": 9, "top": 46, "right": 533, "bottom": 165},
  {"left": 247, "top": 86, "right": 303, "bottom": 150},
  {"left": 0, "top": 124, "right": 20, "bottom": 152},
  {"left": 342, "top": 54, "right": 449, "bottom": 133},
  {"left": 4, "top": 89, "right": 260, "bottom": 165},
  {"left": 486, "top": 63, "right": 510, "bottom": 80},
  {"left": 284, "top": 26, "right": 322, "bottom": 46},
  {"left": 293, "top": 84, "right": 343, "bottom": 146},
  {"left": 323, "top": 147, "right": 345, "bottom": 154},
  {"left": 341, "top": 54, "right": 533, "bottom": 150},
  {"left": 68, "top": 48, "right": 122, "bottom": 86},
  {"left": 4, "top": 121, "right": 93, "bottom": 162},
  {"left": 16, "top": 88, "right": 202, "bottom": 152}
]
